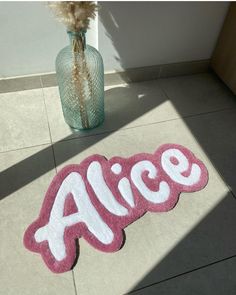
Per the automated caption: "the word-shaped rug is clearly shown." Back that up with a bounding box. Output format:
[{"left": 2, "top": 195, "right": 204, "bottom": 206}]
[{"left": 24, "top": 144, "right": 208, "bottom": 273}]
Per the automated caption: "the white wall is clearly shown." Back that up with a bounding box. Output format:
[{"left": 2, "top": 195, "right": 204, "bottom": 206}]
[
  {"left": 98, "top": 2, "right": 229, "bottom": 72},
  {"left": 0, "top": 1, "right": 229, "bottom": 78},
  {"left": 0, "top": 2, "right": 97, "bottom": 78}
]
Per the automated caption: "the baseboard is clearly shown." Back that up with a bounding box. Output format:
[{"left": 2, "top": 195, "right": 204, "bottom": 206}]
[
  {"left": 0, "top": 59, "right": 210, "bottom": 93},
  {"left": 105, "top": 59, "right": 210, "bottom": 86}
]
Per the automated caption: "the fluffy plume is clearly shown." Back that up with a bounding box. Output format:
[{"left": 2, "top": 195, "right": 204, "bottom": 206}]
[{"left": 48, "top": 1, "right": 97, "bottom": 31}]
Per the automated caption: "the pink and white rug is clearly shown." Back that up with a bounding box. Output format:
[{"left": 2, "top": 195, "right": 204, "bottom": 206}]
[{"left": 24, "top": 144, "right": 208, "bottom": 273}]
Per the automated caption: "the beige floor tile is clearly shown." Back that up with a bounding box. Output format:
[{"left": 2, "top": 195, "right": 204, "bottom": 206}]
[
  {"left": 131, "top": 257, "right": 236, "bottom": 295},
  {"left": 0, "top": 145, "right": 75, "bottom": 295},
  {"left": 183, "top": 108, "right": 236, "bottom": 196},
  {"left": 43, "top": 81, "right": 178, "bottom": 143},
  {"left": 53, "top": 117, "right": 236, "bottom": 295},
  {"left": 44, "top": 73, "right": 236, "bottom": 144},
  {"left": 2, "top": 73, "right": 234, "bottom": 294},
  {"left": 158, "top": 73, "right": 236, "bottom": 117},
  {"left": 0, "top": 88, "right": 51, "bottom": 152}
]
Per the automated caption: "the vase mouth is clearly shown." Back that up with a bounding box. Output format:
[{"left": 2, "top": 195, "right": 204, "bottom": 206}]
[
  {"left": 67, "top": 30, "right": 87, "bottom": 51},
  {"left": 67, "top": 30, "right": 86, "bottom": 36}
]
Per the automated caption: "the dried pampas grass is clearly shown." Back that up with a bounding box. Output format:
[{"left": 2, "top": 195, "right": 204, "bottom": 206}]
[
  {"left": 48, "top": 1, "right": 98, "bottom": 32},
  {"left": 48, "top": 1, "right": 98, "bottom": 129}
]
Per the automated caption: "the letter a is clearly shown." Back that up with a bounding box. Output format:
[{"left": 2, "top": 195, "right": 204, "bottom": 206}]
[{"left": 34, "top": 172, "right": 114, "bottom": 261}]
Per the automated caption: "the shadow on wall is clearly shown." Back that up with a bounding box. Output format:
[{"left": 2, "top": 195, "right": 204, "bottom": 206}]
[
  {"left": 98, "top": 2, "right": 229, "bottom": 72},
  {"left": 99, "top": 1, "right": 236, "bottom": 196},
  {"left": 99, "top": 3, "right": 236, "bottom": 294},
  {"left": 0, "top": 2, "right": 236, "bottom": 294}
]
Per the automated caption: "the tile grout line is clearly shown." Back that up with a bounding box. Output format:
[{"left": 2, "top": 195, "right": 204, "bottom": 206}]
[
  {"left": 0, "top": 96, "right": 235, "bottom": 181},
  {"left": 39, "top": 77, "right": 53, "bottom": 145},
  {"left": 9, "top": 77, "right": 235, "bottom": 293},
  {"left": 40, "top": 78, "right": 78, "bottom": 295},
  {"left": 72, "top": 270, "right": 78, "bottom": 295},
  {"left": 1, "top": 77, "right": 235, "bottom": 153},
  {"left": 51, "top": 105, "right": 236, "bottom": 145},
  {"left": 1, "top": 74, "right": 234, "bottom": 293},
  {"left": 0, "top": 104, "right": 234, "bottom": 155},
  {"left": 39, "top": 77, "right": 58, "bottom": 171},
  {"left": 126, "top": 254, "right": 236, "bottom": 294},
  {"left": 49, "top": 102, "right": 236, "bottom": 294},
  {"left": 1, "top": 104, "right": 234, "bottom": 155},
  {"left": 0, "top": 142, "right": 50, "bottom": 155},
  {"left": 157, "top": 81, "right": 236, "bottom": 200},
  {"left": 225, "top": 186, "right": 236, "bottom": 201},
  {"left": 229, "top": 189, "right": 236, "bottom": 199}
]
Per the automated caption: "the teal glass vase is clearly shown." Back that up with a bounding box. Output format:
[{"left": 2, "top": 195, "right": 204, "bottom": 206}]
[{"left": 56, "top": 31, "right": 104, "bottom": 130}]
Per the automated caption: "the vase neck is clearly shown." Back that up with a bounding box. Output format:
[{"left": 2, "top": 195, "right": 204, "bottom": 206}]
[{"left": 67, "top": 31, "right": 86, "bottom": 52}]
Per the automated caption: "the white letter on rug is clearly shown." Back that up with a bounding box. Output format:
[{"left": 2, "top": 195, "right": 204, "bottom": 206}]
[
  {"left": 161, "top": 148, "right": 201, "bottom": 186},
  {"left": 131, "top": 160, "right": 170, "bottom": 203},
  {"left": 34, "top": 172, "right": 114, "bottom": 261},
  {"left": 87, "top": 161, "right": 129, "bottom": 216},
  {"left": 111, "top": 163, "right": 135, "bottom": 208}
]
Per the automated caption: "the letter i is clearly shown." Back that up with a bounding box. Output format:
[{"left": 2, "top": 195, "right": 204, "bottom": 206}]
[{"left": 111, "top": 163, "right": 135, "bottom": 208}]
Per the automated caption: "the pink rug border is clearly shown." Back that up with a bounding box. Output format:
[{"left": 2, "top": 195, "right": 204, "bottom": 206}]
[{"left": 23, "top": 144, "right": 208, "bottom": 273}]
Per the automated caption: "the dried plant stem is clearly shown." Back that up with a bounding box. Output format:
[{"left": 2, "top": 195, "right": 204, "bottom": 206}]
[
  {"left": 82, "top": 52, "right": 97, "bottom": 123},
  {"left": 49, "top": 1, "right": 98, "bottom": 129},
  {"left": 72, "top": 37, "right": 94, "bottom": 129}
]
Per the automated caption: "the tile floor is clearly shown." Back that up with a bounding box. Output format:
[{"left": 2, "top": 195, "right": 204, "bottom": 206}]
[{"left": 0, "top": 73, "right": 236, "bottom": 295}]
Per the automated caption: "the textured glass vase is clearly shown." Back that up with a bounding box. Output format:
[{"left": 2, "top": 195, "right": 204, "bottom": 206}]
[{"left": 56, "top": 31, "right": 104, "bottom": 130}]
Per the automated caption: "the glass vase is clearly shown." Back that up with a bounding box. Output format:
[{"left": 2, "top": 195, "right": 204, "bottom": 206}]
[{"left": 56, "top": 31, "right": 104, "bottom": 130}]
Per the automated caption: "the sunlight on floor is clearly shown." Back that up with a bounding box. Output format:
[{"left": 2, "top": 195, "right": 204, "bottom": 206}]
[{"left": 1, "top": 73, "right": 236, "bottom": 295}]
